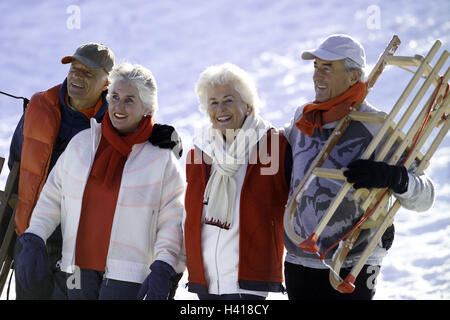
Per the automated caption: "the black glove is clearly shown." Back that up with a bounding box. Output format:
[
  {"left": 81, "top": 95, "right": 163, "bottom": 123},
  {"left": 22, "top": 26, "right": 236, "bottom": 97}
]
[
  {"left": 381, "top": 224, "right": 395, "bottom": 250},
  {"left": 16, "top": 233, "right": 46, "bottom": 291},
  {"left": 149, "top": 124, "right": 183, "bottom": 159},
  {"left": 137, "top": 260, "right": 176, "bottom": 300},
  {"left": 343, "top": 159, "right": 409, "bottom": 194},
  {"left": 168, "top": 272, "right": 183, "bottom": 300}
]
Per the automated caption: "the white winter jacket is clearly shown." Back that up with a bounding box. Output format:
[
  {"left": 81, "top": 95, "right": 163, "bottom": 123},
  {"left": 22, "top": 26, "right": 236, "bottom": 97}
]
[{"left": 26, "top": 118, "right": 186, "bottom": 283}]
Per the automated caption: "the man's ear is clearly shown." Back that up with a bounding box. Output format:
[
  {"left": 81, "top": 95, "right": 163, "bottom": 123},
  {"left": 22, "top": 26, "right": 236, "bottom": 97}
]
[
  {"left": 102, "top": 78, "right": 110, "bottom": 91},
  {"left": 350, "top": 70, "right": 361, "bottom": 85}
]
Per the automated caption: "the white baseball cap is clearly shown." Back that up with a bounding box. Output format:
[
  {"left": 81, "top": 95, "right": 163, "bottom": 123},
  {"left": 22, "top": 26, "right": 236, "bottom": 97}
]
[{"left": 301, "top": 34, "right": 366, "bottom": 68}]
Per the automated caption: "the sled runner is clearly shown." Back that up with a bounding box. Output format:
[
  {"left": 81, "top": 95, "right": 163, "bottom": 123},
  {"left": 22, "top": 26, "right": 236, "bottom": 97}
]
[
  {"left": 283, "top": 35, "right": 449, "bottom": 293},
  {"left": 0, "top": 158, "right": 19, "bottom": 297}
]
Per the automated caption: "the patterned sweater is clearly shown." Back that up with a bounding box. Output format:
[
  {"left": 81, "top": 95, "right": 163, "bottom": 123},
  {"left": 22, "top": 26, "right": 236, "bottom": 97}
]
[{"left": 282, "top": 101, "right": 435, "bottom": 269}]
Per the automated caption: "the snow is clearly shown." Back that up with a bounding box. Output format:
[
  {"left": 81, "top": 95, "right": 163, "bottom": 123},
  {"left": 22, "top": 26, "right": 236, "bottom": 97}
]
[{"left": 1, "top": 0, "right": 449, "bottom": 300}]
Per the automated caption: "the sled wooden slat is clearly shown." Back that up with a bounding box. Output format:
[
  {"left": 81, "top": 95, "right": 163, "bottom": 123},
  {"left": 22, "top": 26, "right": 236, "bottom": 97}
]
[
  {"left": 385, "top": 54, "right": 440, "bottom": 86},
  {"left": 384, "top": 54, "right": 424, "bottom": 66},
  {"left": 0, "top": 207, "right": 16, "bottom": 293},
  {"left": 329, "top": 228, "right": 361, "bottom": 289},
  {"left": 0, "top": 257, "right": 13, "bottom": 295},
  {"left": 0, "top": 161, "right": 19, "bottom": 227},
  {"left": 360, "top": 192, "right": 390, "bottom": 229},
  {"left": 0, "top": 159, "right": 19, "bottom": 298},
  {"left": 348, "top": 111, "right": 386, "bottom": 123},
  {"left": 311, "top": 168, "right": 346, "bottom": 180},
  {"left": 334, "top": 200, "right": 401, "bottom": 293}
]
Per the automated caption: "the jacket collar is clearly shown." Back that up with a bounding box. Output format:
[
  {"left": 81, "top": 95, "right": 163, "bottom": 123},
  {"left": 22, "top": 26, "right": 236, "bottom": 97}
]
[{"left": 59, "top": 78, "right": 108, "bottom": 122}]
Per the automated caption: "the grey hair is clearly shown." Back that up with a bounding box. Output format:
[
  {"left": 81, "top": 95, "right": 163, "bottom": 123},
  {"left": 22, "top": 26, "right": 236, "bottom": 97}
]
[
  {"left": 107, "top": 62, "right": 158, "bottom": 115},
  {"left": 343, "top": 58, "right": 365, "bottom": 82},
  {"left": 196, "top": 63, "right": 260, "bottom": 114}
]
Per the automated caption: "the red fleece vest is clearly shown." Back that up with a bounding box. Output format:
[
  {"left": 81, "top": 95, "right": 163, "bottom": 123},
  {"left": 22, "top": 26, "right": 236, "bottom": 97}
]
[
  {"left": 15, "top": 85, "right": 62, "bottom": 235},
  {"left": 184, "top": 129, "right": 289, "bottom": 293}
]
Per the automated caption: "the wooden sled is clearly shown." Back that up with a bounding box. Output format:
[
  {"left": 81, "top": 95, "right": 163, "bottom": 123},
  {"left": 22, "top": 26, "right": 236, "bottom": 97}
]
[
  {"left": 0, "top": 158, "right": 19, "bottom": 298},
  {"left": 283, "top": 36, "right": 449, "bottom": 293}
]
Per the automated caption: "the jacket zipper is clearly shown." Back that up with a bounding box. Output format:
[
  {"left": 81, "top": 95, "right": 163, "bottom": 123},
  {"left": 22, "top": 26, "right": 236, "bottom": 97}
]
[
  {"left": 149, "top": 209, "right": 158, "bottom": 263},
  {"left": 214, "top": 228, "right": 222, "bottom": 294}
]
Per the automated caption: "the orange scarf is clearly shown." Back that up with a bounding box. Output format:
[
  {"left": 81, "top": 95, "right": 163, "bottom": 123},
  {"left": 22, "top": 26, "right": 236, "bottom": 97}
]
[
  {"left": 64, "top": 91, "right": 103, "bottom": 118},
  {"left": 91, "top": 111, "right": 154, "bottom": 186},
  {"left": 295, "top": 82, "right": 367, "bottom": 136}
]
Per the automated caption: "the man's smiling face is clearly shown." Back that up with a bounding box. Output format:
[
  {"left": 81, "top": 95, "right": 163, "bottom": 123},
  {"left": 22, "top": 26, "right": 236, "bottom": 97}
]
[{"left": 313, "top": 58, "right": 357, "bottom": 102}]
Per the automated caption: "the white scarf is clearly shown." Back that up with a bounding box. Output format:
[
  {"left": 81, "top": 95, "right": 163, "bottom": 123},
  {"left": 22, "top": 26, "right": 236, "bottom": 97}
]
[{"left": 193, "top": 115, "right": 272, "bottom": 229}]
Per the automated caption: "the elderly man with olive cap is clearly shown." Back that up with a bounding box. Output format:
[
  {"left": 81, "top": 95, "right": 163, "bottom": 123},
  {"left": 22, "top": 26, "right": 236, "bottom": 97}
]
[
  {"left": 8, "top": 43, "right": 182, "bottom": 300},
  {"left": 282, "top": 34, "right": 435, "bottom": 300}
]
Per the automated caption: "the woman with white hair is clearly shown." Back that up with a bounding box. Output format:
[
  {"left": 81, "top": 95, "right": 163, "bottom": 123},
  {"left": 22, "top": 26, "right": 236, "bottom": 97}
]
[
  {"left": 15, "top": 63, "right": 185, "bottom": 300},
  {"left": 184, "top": 63, "right": 292, "bottom": 300}
]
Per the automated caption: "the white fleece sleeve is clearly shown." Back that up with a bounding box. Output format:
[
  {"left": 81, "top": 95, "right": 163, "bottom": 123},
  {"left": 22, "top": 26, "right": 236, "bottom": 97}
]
[
  {"left": 394, "top": 172, "right": 435, "bottom": 212},
  {"left": 153, "top": 152, "right": 186, "bottom": 272}
]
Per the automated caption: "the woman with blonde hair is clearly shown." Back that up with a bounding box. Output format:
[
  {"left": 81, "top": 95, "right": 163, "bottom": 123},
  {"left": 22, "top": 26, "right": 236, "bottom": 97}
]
[
  {"left": 184, "top": 63, "right": 292, "bottom": 300},
  {"left": 15, "top": 63, "right": 185, "bottom": 300}
]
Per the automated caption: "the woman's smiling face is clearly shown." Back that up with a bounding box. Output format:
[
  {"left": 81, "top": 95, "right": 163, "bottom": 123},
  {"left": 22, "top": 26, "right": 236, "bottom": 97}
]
[
  {"left": 107, "top": 79, "right": 148, "bottom": 135},
  {"left": 206, "top": 84, "right": 250, "bottom": 134}
]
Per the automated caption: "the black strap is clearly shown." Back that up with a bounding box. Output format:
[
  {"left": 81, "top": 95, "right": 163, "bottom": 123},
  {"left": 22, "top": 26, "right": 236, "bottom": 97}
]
[{"left": 0, "top": 90, "right": 29, "bottom": 112}]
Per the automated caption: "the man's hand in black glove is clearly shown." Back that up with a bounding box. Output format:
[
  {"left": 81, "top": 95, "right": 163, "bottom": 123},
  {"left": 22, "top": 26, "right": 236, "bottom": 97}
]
[
  {"left": 149, "top": 124, "right": 183, "bottom": 159},
  {"left": 343, "top": 159, "right": 409, "bottom": 194},
  {"left": 168, "top": 272, "right": 183, "bottom": 300}
]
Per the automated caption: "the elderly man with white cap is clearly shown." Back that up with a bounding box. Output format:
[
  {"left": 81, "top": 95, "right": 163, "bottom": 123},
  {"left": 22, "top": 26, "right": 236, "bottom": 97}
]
[{"left": 282, "top": 34, "right": 435, "bottom": 299}]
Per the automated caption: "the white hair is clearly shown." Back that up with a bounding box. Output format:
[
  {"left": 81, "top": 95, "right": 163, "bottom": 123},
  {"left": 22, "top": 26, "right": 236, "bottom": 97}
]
[
  {"left": 344, "top": 58, "right": 366, "bottom": 82},
  {"left": 195, "top": 63, "right": 260, "bottom": 114},
  {"left": 107, "top": 62, "right": 158, "bottom": 115}
]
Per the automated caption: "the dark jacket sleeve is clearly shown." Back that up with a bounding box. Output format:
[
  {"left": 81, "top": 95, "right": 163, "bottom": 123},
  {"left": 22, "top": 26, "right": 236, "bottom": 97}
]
[{"left": 8, "top": 113, "right": 24, "bottom": 170}]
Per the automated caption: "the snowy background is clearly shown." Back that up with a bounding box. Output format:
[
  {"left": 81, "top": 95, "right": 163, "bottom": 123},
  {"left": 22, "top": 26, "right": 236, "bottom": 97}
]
[{"left": 0, "top": 0, "right": 449, "bottom": 300}]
